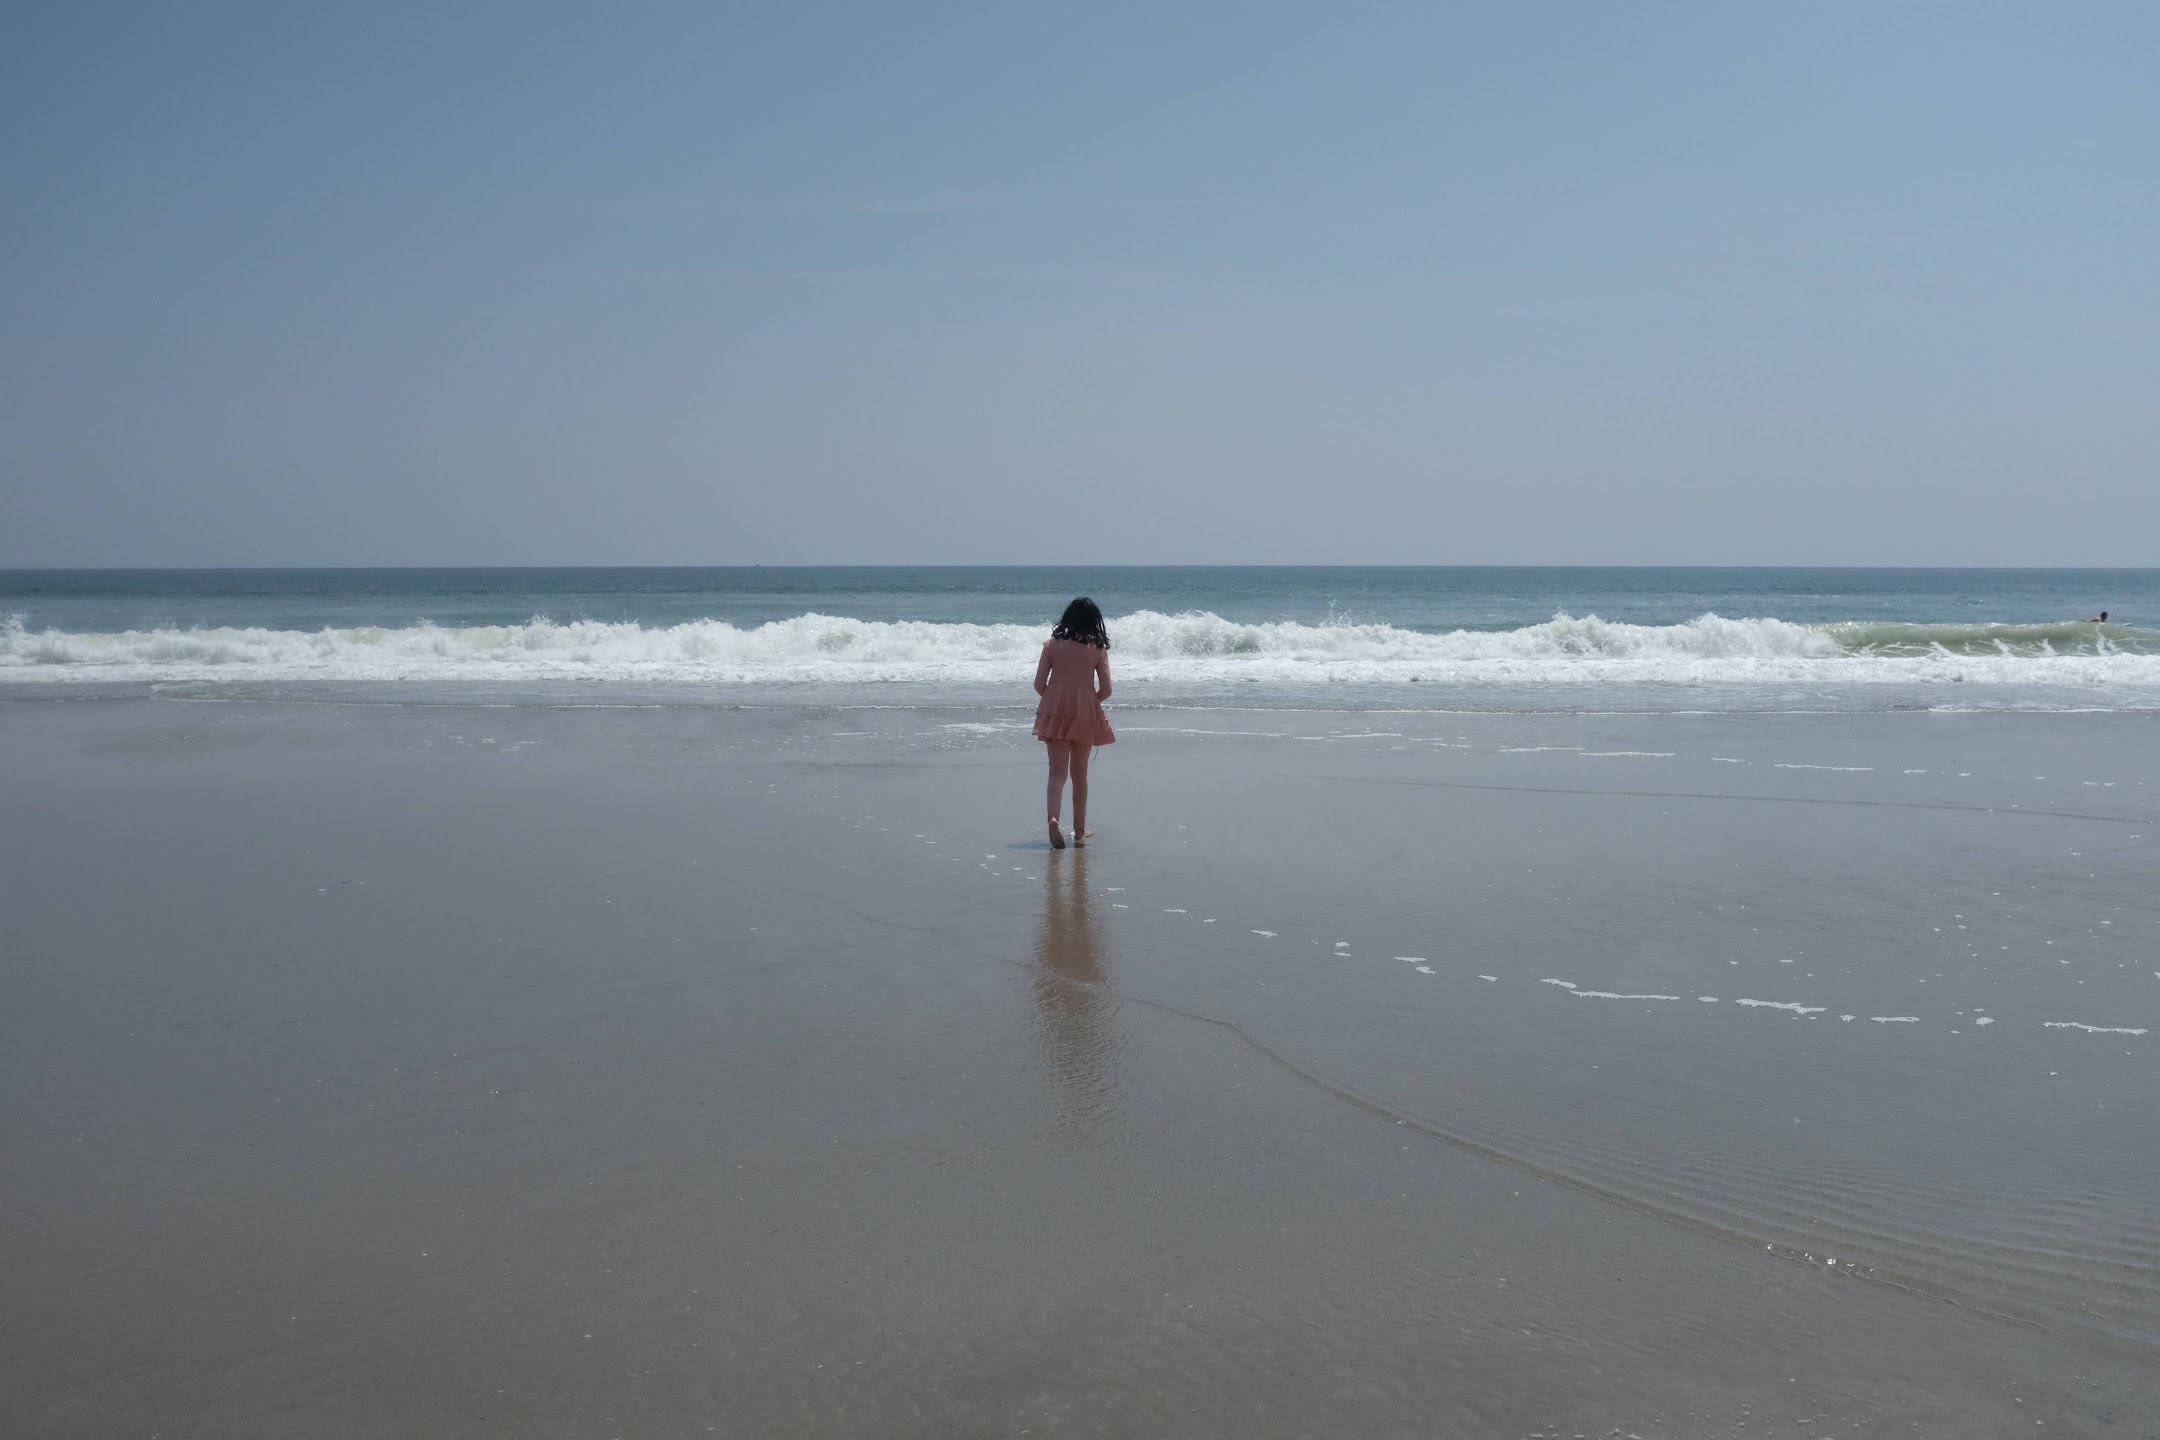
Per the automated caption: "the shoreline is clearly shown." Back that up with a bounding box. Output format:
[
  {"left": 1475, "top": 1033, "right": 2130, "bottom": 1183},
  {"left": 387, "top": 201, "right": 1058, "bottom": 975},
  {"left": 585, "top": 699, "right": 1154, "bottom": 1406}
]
[{"left": 4, "top": 697, "right": 2154, "bottom": 1435}]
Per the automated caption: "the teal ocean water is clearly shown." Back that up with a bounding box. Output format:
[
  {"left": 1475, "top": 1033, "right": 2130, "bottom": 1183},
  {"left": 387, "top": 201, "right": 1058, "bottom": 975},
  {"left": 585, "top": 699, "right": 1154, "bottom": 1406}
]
[{"left": 4, "top": 566, "right": 2157, "bottom": 712}]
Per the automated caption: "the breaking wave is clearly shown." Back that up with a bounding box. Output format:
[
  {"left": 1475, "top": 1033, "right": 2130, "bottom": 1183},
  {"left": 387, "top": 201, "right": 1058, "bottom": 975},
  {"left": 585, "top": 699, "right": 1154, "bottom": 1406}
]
[{"left": 5, "top": 609, "right": 2157, "bottom": 691}]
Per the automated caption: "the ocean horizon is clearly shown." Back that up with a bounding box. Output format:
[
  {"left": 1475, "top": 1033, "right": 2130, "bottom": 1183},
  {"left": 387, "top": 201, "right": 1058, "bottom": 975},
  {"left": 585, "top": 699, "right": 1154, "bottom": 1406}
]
[{"left": 6, "top": 565, "right": 2157, "bottom": 713}]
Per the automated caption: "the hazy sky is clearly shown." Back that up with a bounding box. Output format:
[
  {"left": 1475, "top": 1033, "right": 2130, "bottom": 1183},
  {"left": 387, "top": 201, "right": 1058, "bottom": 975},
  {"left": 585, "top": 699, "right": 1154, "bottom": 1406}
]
[{"left": 3, "top": 3, "right": 2154, "bottom": 566}]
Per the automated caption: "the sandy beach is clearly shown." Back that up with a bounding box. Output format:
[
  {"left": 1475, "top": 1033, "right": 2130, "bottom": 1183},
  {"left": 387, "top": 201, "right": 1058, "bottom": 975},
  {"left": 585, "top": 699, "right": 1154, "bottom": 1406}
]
[{"left": 3, "top": 697, "right": 2155, "bottom": 1437}]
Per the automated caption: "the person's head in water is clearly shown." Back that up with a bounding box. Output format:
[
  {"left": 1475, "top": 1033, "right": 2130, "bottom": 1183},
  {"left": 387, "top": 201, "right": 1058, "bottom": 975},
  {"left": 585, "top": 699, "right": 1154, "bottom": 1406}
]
[{"left": 1053, "top": 596, "right": 1110, "bottom": 649}]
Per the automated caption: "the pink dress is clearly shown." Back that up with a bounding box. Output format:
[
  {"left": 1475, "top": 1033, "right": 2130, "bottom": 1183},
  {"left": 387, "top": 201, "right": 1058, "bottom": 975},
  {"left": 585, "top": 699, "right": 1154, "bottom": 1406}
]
[{"left": 1032, "top": 637, "right": 1116, "bottom": 745}]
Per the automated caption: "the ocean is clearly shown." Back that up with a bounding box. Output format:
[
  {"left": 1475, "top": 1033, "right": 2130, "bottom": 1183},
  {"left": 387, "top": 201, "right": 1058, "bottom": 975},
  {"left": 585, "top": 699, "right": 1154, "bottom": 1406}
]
[{"left": 5, "top": 566, "right": 2156, "bottom": 713}]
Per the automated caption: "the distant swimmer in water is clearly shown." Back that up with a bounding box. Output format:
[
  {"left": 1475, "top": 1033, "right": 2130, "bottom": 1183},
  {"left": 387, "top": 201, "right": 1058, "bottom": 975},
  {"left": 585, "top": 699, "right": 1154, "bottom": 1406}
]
[
  {"left": 2085, "top": 611, "right": 2109, "bottom": 623},
  {"left": 1033, "top": 597, "right": 1115, "bottom": 850}
]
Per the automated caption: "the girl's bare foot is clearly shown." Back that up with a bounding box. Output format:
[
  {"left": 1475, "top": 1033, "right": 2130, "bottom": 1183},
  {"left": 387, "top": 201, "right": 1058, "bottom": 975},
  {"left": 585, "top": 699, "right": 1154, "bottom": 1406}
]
[
  {"left": 1048, "top": 818, "right": 1066, "bottom": 850},
  {"left": 1074, "top": 828, "right": 1095, "bottom": 848}
]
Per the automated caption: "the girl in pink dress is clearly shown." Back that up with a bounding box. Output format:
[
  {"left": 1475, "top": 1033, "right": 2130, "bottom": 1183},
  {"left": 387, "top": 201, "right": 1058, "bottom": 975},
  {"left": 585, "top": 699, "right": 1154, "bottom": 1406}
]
[{"left": 1032, "top": 597, "right": 1115, "bottom": 850}]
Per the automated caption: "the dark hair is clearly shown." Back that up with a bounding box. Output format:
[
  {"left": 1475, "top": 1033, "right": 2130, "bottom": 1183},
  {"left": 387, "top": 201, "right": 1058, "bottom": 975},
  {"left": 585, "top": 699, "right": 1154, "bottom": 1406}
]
[{"left": 1052, "top": 596, "right": 1109, "bottom": 649}]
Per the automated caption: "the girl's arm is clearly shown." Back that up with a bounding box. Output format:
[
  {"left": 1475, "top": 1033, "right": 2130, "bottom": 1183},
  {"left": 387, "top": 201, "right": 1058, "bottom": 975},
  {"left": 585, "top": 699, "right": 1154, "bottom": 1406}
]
[
  {"left": 1034, "top": 642, "right": 1053, "bottom": 697},
  {"left": 1095, "top": 648, "right": 1113, "bottom": 701}
]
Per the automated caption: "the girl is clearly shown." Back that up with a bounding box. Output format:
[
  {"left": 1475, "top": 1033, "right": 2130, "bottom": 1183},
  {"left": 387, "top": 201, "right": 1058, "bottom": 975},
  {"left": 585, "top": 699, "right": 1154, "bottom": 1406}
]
[{"left": 1032, "top": 597, "right": 1115, "bottom": 849}]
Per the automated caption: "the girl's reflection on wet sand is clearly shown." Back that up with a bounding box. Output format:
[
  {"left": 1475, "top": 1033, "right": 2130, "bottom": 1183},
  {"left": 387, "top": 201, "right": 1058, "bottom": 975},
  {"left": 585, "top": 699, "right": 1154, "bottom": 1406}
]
[{"left": 1030, "top": 850, "right": 1122, "bottom": 1143}]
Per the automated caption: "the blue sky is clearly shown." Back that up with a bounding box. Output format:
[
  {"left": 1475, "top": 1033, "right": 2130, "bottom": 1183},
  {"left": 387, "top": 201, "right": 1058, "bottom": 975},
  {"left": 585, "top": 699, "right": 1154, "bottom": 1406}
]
[{"left": 3, "top": 2, "right": 2154, "bottom": 565}]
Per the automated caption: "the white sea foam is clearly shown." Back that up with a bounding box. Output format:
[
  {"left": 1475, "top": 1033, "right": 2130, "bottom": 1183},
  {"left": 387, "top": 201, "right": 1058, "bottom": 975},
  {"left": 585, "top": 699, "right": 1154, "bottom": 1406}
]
[
  {"left": 1539, "top": 978, "right": 1678, "bottom": 1000},
  {"left": 2044, "top": 1021, "right": 2148, "bottom": 1036},
  {"left": 7, "top": 609, "right": 2159, "bottom": 689},
  {"left": 1736, "top": 998, "right": 1828, "bottom": 1015}
]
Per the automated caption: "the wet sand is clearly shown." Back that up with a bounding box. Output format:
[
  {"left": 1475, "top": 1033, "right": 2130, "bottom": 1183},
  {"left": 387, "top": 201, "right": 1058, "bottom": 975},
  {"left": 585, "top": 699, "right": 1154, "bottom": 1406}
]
[{"left": 2, "top": 699, "right": 2155, "bottom": 1438}]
